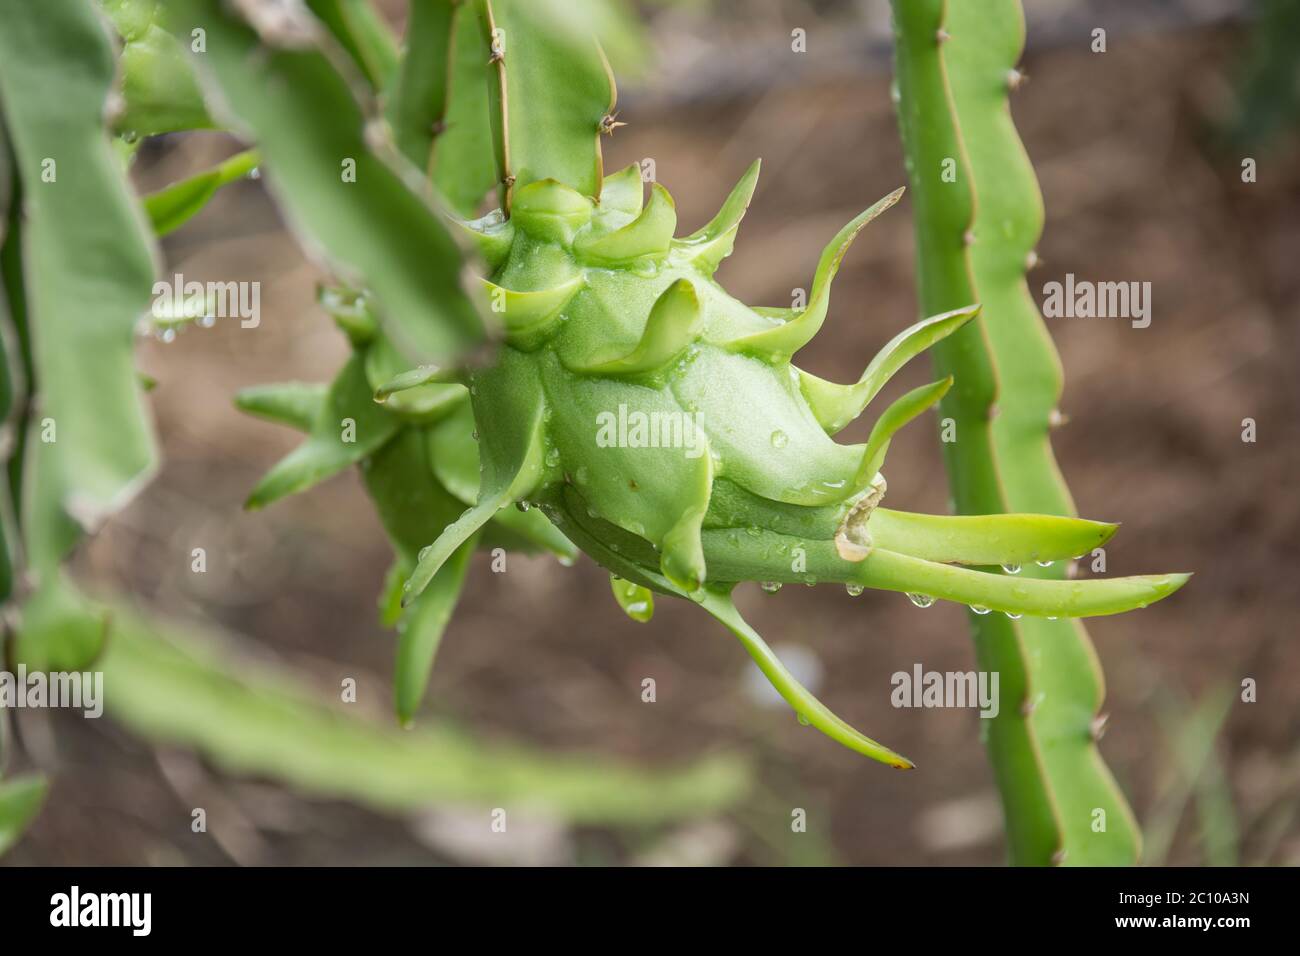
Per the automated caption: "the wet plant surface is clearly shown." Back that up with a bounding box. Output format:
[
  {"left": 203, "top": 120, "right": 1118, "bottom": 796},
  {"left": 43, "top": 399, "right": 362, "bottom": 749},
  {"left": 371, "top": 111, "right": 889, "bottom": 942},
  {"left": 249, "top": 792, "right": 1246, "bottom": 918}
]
[{"left": 8, "top": 24, "right": 1298, "bottom": 867}]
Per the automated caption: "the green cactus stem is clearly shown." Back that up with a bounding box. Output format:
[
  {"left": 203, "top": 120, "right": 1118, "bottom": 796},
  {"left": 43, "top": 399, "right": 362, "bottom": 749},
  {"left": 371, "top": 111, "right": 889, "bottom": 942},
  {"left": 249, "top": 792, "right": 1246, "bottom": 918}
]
[{"left": 891, "top": 0, "right": 1179, "bottom": 863}]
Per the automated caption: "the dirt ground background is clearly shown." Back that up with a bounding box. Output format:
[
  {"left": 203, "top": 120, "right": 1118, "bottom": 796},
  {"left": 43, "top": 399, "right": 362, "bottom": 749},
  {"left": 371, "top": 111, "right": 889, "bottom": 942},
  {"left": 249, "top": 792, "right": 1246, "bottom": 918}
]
[{"left": 7, "top": 1, "right": 1298, "bottom": 865}]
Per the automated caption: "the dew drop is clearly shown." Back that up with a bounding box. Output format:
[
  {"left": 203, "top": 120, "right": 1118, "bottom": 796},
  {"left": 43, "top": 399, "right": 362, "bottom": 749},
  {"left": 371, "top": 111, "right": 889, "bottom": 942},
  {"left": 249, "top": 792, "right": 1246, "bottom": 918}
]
[
  {"left": 248, "top": 166, "right": 261, "bottom": 180},
  {"left": 970, "top": 604, "right": 991, "bottom": 615},
  {"left": 760, "top": 581, "right": 782, "bottom": 594},
  {"left": 1005, "top": 611, "right": 1022, "bottom": 620},
  {"left": 516, "top": 500, "right": 531, "bottom": 512},
  {"left": 796, "top": 713, "right": 811, "bottom": 726},
  {"left": 770, "top": 429, "right": 789, "bottom": 449},
  {"left": 1035, "top": 559, "right": 1054, "bottom": 568},
  {"left": 846, "top": 583, "right": 864, "bottom": 597},
  {"left": 1047, "top": 615, "right": 1059, "bottom": 621},
  {"left": 906, "top": 592, "right": 935, "bottom": 608},
  {"left": 156, "top": 326, "right": 177, "bottom": 343},
  {"left": 471, "top": 430, "right": 479, "bottom": 440},
  {"left": 1001, "top": 562, "right": 1021, "bottom": 575},
  {"left": 418, "top": 545, "right": 431, "bottom": 561}
]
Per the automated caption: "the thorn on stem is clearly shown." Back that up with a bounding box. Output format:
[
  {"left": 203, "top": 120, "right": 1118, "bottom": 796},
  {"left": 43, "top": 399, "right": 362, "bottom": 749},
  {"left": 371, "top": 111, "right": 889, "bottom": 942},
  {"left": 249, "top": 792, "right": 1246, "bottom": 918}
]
[
  {"left": 936, "top": 28, "right": 951, "bottom": 44},
  {"left": 1090, "top": 713, "right": 1109, "bottom": 741},
  {"left": 1025, "top": 249, "right": 1041, "bottom": 271},
  {"left": 1048, "top": 408, "right": 1069, "bottom": 429},
  {"left": 600, "top": 112, "right": 627, "bottom": 136},
  {"left": 1007, "top": 68, "right": 1027, "bottom": 91}
]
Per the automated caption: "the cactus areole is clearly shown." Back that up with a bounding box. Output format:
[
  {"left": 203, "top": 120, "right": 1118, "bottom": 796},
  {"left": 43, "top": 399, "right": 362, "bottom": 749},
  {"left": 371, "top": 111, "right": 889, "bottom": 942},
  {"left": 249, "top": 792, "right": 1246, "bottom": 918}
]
[{"left": 386, "top": 163, "right": 1187, "bottom": 769}]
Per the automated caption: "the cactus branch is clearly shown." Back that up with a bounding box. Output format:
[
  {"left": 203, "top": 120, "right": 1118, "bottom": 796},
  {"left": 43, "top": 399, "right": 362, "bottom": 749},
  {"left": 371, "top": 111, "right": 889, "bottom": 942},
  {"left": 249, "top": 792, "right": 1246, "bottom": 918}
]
[{"left": 892, "top": 0, "right": 1165, "bottom": 864}]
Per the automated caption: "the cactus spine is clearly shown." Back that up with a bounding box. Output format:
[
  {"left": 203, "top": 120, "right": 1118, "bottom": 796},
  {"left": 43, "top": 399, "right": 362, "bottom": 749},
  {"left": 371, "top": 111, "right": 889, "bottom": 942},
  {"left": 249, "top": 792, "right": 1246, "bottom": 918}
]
[{"left": 892, "top": 0, "right": 1146, "bottom": 864}]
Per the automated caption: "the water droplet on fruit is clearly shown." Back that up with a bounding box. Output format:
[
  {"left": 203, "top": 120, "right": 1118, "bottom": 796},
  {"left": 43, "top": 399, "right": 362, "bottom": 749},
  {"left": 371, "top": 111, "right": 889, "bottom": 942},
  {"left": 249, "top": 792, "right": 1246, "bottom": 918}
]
[
  {"left": 770, "top": 429, "right": 788, "bottom": 448},
  {"left": 760, "top": 581, "right": 782, "bottom": 594},
  {"left": 907, "top": 592, "right": 934, "bottom": 608},
  {"left": 1002, "top": 562, "right": 1021, "bottom": 574},
  {"left": 970, "top": 604, "right": 991, "bottom": 615},
  {"left": 846, "top": 583, "right": 864, "bottom": 597}
]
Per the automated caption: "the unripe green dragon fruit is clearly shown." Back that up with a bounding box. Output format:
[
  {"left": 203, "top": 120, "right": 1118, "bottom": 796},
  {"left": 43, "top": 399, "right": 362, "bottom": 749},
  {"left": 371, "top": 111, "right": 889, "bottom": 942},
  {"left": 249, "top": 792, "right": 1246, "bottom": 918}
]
[{"left": 383, "top": 162, "right": 1188, "bottom": 768}]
